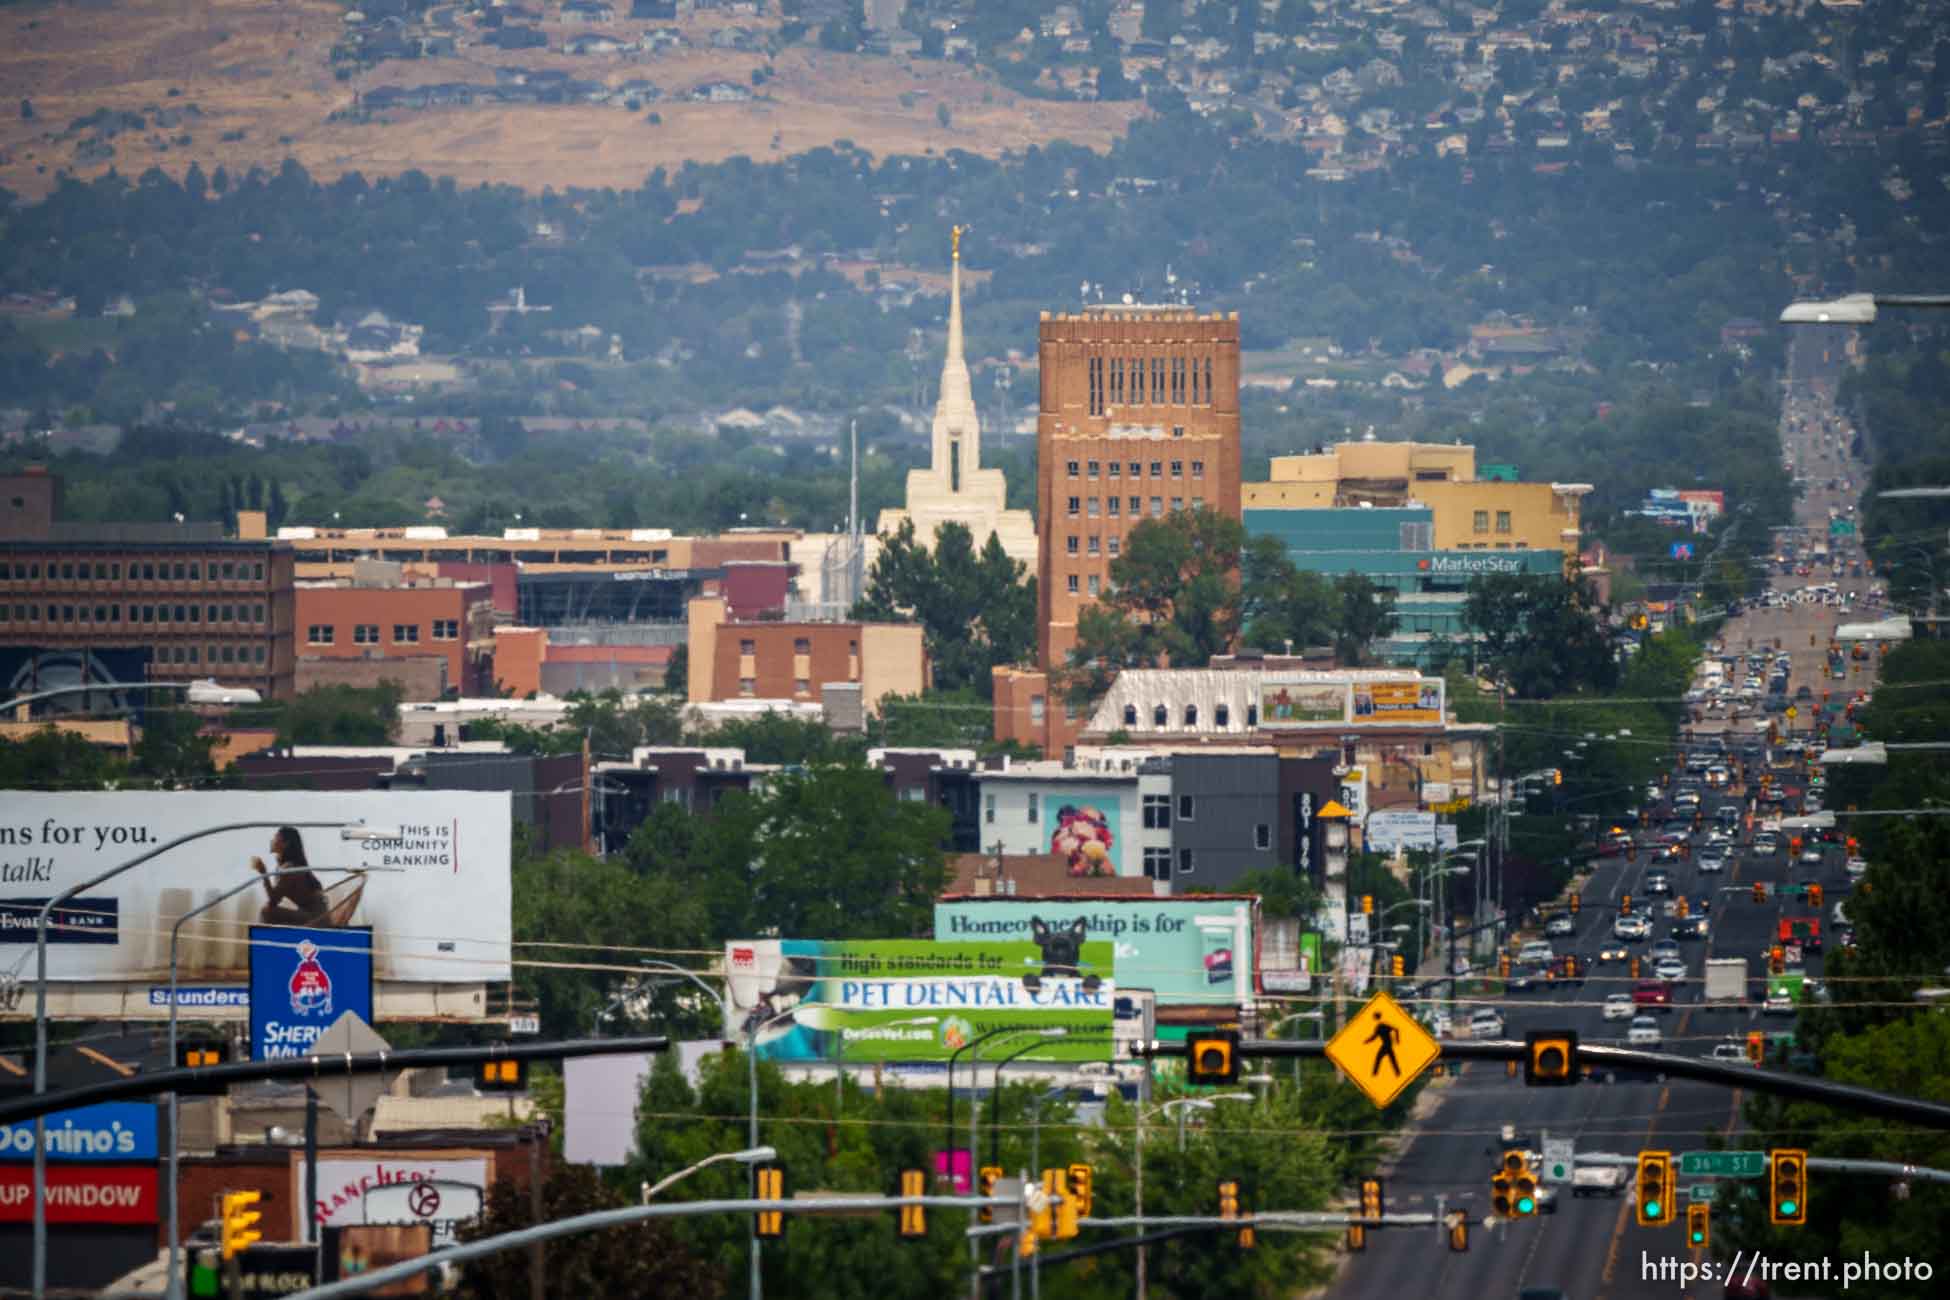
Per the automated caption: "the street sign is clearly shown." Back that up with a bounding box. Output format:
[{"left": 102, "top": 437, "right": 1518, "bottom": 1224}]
[
  {"left": 308, "top": 1011, "right": 395, "bottom": 1123},
  {"left": 1786, "top": 706, "right": 1798, "bottom": 720},
  {"left": 1541, "top": 1137, "right": 1574, "bottom": 1184},
  {"left": 1324, "top": 990, "right": 1440, "bottom": 1110},
  {"left": 1678, "top": 1151, "right": 1767, "bottom": 1178},
  {"left": 1689, "top": 1183, "right": 1714, "bottom": 1204}
]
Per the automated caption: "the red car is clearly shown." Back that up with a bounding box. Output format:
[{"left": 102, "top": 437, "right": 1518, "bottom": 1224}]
[{"left": 1632, "top": 980, "right": 1673, "bottom": 1011}]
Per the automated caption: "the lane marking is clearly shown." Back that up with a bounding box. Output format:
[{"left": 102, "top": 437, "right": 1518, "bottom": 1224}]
[{"left": 1599, "top": 1084, "right": 1671, "bottom": 1289}]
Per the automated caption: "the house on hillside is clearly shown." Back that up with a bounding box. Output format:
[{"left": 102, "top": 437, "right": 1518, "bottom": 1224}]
[
  {"left": 690, "top": 80, "right": 753, "bottom": 102},
  {"left": 561, "top": 1, "right": 616, "bottom": 22}
]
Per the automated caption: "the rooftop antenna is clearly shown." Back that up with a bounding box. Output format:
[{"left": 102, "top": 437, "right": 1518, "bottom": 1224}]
[
  {"left": 848, "top": 417, "right": 858, "bottom": 544},
  {"left": 1080, "top": 279, "right": 1090, "bottom": 305}
]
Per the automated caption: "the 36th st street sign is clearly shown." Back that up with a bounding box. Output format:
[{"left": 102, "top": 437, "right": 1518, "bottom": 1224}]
[{"left": 1679, "top": 1151, "right": 1767, "bottom": 1178}]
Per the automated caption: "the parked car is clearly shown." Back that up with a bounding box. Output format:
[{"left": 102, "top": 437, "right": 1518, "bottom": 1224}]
[
  {"left": 1518, "top": 940, "right": 1554, "bottom": 964},
  {"left": 1571, "top": 1166, "right": 1626, "bottom": 1198}
]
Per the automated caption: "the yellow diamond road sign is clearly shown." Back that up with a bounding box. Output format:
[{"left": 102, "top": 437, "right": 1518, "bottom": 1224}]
[
  {"left": 1786, "top": 706, "right": 1798, "bottom": 719},
  {"left": 1325, "top": 990, "right": 1442, "bottom": 1109}
]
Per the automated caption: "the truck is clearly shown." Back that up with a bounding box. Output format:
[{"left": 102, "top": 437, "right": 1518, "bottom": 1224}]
[
  {"left": 1704, "top": 957, "right": 1747, "bottom": 1004},
  {"left": 1779, "top": 915, "right": 1822, "bottom": 953},
  {"left": 1571, "top": 1166, "right": 1627, "bottom": 1198}
]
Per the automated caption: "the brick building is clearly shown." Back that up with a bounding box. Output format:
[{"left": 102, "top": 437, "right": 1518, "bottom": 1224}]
[
  {"left": 0, "top": 467, "right": 296, "bottom": 701},
  {"left": 684, "top": 595, "right": 924, "bottom": 715},
  {"left": 294, "top": 569, "right": 497, "bottom": 697}
]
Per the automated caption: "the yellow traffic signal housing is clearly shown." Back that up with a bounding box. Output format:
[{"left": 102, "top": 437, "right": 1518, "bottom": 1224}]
[
  {"left": 1746, "top": 1030, "right": 1766, "bottom": 1065},
  {"left": 1512, "top": 1166, "right": 1538, "bottom": 1218},
  {"left": 1361, "top": 894, "right": 1374, "bottom": 915},
  {"left": 1359, "top": 1177, "right": 1384, "bottom": 1223},
  {"left": 1238, "top": 1224, "right": 1256, "bottom": 1250},
  {"left": 1676, "top": 897, "right": 1689, "bottom": 918},
  {"left": 754, "top": 1165, "right": 785, "bottom": 1238},
  {"left": 1491, "top": 1151, "right": 1522, "bottom": 1217},
  {"left": 1570, "top": 892, "right": 1580, "bottom": 914},
  {"left": 1635, "top": 1151, "right": 1673, "bottom": 1226},
  {"left": 1506, "top": 1059, "right": 1519, "bottom": 1078},
  {"left": 1045, "top": 1168, "right": 1078, "bottom": 1240},
  {"left": 899, "top": 1169, "right": 927, "bottom": 1238},
  {"left": 1769, "top": 1149, "right": 1807, "bottom": 1226},
  {"left": 1687, "top": 1202, "right": 1710, "bottom": 1249},
  {"left": 1346, "top": 1223, "right": 1367, "bottom": 1252},
  {"left": 1620, "top": 892, "right": 1632, "bottom": 915},
  {"left": 1066, "top": 1164, "right": 1092, "bottom": 1218},
  {"left": 1524, "top": 1030, "right": 1578, "bottom": 1087},
  {"left": 1217, "top": 1179, "right": 1240, "bottom": 1221},
  {"left": 477, "top": 1057, "right": 526, "bottom": 1092},
  {"left": 1809, "top": 884, "right": 1823, "bottom": 908},
  {"left": 1447, "top": 1214, "right": 1469, "bottom": 1252},
  {"left": 220, "top": 1190, "right": 262, "bottom": 1261},
  {"left": 1754, "top": 882, "right": 1766, "bottom": 903},
  {"left": 1391, "top": 953, "right": 1405, "bottom": 978},
  {"left": 1630, "top": 956, "right": 1641, "bottom": 979},
  {"left": 1498, "top": 953, "right": 1512, "bottom": 979},
  {"left": 1769, "top": 946, "right": 1786, "bottom": 975},
  {"left": 977, "top": 1165, "right": 1001, "bottom": 1225},
  {"left": 177, "top": 1041, "right": 227, "bottom": 1070},
  {"left": 1187, "top": 1030, "right": 1241, "bottom": 1086}
]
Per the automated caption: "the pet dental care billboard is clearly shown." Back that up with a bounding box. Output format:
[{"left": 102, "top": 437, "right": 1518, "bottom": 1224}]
[
  {"left": 934, "top": 896, "right": 1258, "bottom": 1007},
  {"left": 724, "top": 939, "right": 1115, "bottom": 1065},
  {"left": 0, "top": 793, "right": 512, "bottom": 1000}
]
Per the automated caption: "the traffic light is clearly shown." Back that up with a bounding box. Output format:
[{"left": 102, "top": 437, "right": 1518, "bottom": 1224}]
[
  {"left": 1507, "top": 1059, "right": 1520, "bottom": 1078},
  {"left": 1635, "top": 1151, "right": 1673, "bottom": 1226},
  {"left": 1187, "top": 1030, "right": 1240, "bottom": 1085},
  {"left": 978, "top": 1165, "right": 1001, "bottom": 1225},
  {"left": 1511, "top": 1157, "right": 1538, "bottom": 1218},
  {"left": 1627, "top": 840, "right": 1638, "bottom": 861},
  {"left": 1498, "top": 953, "right": 1512, "bottom": 979},
  {"left": 1746, "top": 1030, "right": 1765, "bottom": 1065},
  {"left": 1239, "top": 1221, "right": 1256, "bottom": 1250},
  {"left": 1347, "top": 1223, "right": 1367, "bottom": 1251},
  {"left": 1361, "top": 894, "right": 1374, "bottom": 915},
  {"left": 1688, "top": 1202, "right": 1710, "bottom": 1249},
  {"left": 1391, "top": 953, "right": 1405, "bottom": 979},
  {"left": 1217, "top": 1179, "right": 1240, "bottom": 1221},
  {"left": 1808, "top": 883, "right": 1823, "bottom": 908},
  {"left": 177, "top": 1041, "right": 227, "bottom": 1070},
  {"left": 1570, "top": 892, "right": 1580, "bottom": 915},
  {"left": 1754, "top": 882, "right": 1766, "bottom": 903},
  {"left": 1524, "top": 1030, "right": 1579, "bottom": 1087},
  {"left": 1676, "top": 897, "right": 1689, "bottom": 918},
  {"left": 220, "top": 1190, "right": 261, "bottom": 1260},
  {"left": 1067, "top": 1164, "right": 1092, "bottom": 1218},
  {"left": 1491, "top": 1150, "right": 1522, "bottom": 1217},
  {"left": 1770, "top": 945, "right": 1786, "bottom": 974},
  {"left": 1359, "top": 1177, "right": 1384, "bottom": 1223},
  {"left": 1447, "top": 1213, "right": 1469, "bottom": 1252},
  {"left": 754, "top": 1165, "right": 785, "bottom": 1238},
  {"left": 476, "top": 1057, "right": 526, "bottom": 1092},
  {"left": 1565, "top": 955, "right": 1581, "bottom": 979},
  {"left": 1769, "top": 1149, "right": 1807, "bottom": 1226},
  {"left": 899, "top": 1169, "right": 927, "bottom": 1238},
  {"left": 1621, "top": 893, "right": 1633, "bottom": 915},
  {"left": 1046, "top": 1168, "right": 1078, "bottom": 1240},
  {"left": 1630, "top": 956, "right": 1641, "bottom": 979}
]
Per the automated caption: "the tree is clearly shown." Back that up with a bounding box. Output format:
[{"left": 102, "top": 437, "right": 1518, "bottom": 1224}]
[
  {"left": 268, "top": 682, "right": 403, "bottom": 746},
  {"left": 1461, "top": 573, "right": 1617, "bottom": 698},
  {"left": 132, "top": 707, "right": 219, "bottom": 785},
  {"left": 1240, "top": 535, "right": 1337, "bottom": 653},
  {"left": 852, "top": 519, "right": 1035, "bottom": 696},
  {"left": 452, "top": 1162, "right": 721, "bottom": 1299},
  {"left": 1331, "top": 572, "right": 1399, "bottom": 666},
  {"left": 0, "top": 728, "right": 125, "bottom": 789}
]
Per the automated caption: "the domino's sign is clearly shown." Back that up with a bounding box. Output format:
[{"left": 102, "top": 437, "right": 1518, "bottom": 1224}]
[{"left": 0, "top": 1103, "right": 160, "bottom": 1163}]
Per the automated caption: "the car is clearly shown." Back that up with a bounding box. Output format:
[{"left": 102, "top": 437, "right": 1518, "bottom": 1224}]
[
  {"left": 1613, "top": 915, "right": 1650, "bottom": 941},
  {"left": 1795, "top": 684, "right": 1814, "bottom": 701},
  {"left": 1633, "top": 979, "right": 1674, "bottom": 1010},
  {"left": 1645, "top": 870, "right": 1672, "bottom": 896},
  {"left": 1698, "top": 849, "right": 1727, "bottom": 873},
  {"left": 1650, "top": 938, "right": 1681, "bottom": 962},
  {"left": 1518, "top": 940, "right": 1554, "bottom": 964},
  {"left": 1846, "top": 856, "right": 1868, "bottom": 880},
  {"left": 1764, "top": 991, "right": 1796, "bottom": 1016},
  {"left": 1673, "top": 916, "right": 1709, "bottom": 940},
  {"left": 1628, "top": 1015, "right": 1663, "bottom": 1047},
  {"left": 1598, "top": 943, "right": 1629, "bottom": 964},
  {"left": 1709, "top": 1041, "right": 1749, "bottom": 1064},
  {"left": 1603, "top": 993, "right": 1635, "bottom": 1021},
  {"left": 1507, "top": 965, "right": 1546, "bottom": 992},
  {"left": 1545, "top": 914, "right": 1575, "bottom": 937},
  {"left": 1654, "top": 957, "right": 1687, "bottom": 983},
  {"left": 1799, "top": 847, "right": 1824, "bottom": 867},
  {"left": 1469, "top": 1009, "right": 1505, "bottom": 1038}
]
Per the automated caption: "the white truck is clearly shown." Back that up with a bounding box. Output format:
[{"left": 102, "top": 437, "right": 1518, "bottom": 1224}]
[
  {"left": 1571, "top": 1166, "right": 1626, "bottom": 1198},
  {"left": 1704, "top": 956, "right": 1747, "bottom": 1004}
]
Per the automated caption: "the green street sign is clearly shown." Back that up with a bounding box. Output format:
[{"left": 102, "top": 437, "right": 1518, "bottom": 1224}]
[
  {"left": 1689, "top": 1183, "right": 1714, "bottom": 1204},
  {"left": 1679, "top": 1151, "right": 1766, "bottom": 1178}
]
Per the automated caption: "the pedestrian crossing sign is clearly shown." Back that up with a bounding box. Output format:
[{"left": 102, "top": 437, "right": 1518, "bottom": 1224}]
[{"left": 1324, "top": 990, "right": 1442, "bottom": 1109}]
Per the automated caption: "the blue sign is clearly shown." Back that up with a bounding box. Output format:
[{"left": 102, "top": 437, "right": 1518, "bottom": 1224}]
[
  {"left": 0, "top": 897, "right": 119, "bottom": 944},
  {"left": 0, "top": 1103, "right": 160, "bottom": 1162},
  {"left": 1670, "top": 542, "right": 1695, "bottom": 560},
  {"left": 249, "top": 925, "right": 373, "bottom": 1061}
]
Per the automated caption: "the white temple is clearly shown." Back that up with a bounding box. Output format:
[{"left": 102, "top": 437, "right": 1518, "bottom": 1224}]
[{"left": 876, "top": 228, "right": 1038, "bottom": 573}]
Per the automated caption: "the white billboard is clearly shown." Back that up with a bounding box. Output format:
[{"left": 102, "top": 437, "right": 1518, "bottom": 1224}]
[
  {"left": 0, "top": 792, "right": 511, "bottom": 987},
  {"left": 298, "top": 1155, "right": 490, "bottom": 1244},
  {"left": 1364, "top": 811, "right": 1439, "bottom": 854}
]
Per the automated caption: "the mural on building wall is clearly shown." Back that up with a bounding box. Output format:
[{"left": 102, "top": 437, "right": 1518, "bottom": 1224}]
[{"left": 1048, "top": 797, "right": 1120, "bottom": 877}]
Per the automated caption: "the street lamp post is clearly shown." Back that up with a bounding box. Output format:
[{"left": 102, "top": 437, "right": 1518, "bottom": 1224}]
[
  {"left": 945, "top": 1026, "right": 1042, "bottom": 1190},
  {"left": 162, "top": 862, "right": 403, "bottom": 1300},
  {"left": 1780, "top": 293, "right": 1950, "bottom": 326},
  {"left": 744, "top": 1007, "right": 809, "bottom": 1300},
  {"left": 32, "top": 819, "right": 389, "bottom": 1299},
  {"left": 985, "top": 1034, "right": 1109, "bottom": 1168},
  {"left": 1134, "top": 1092, "right": 1254, "bottom": 1300},
  {"left": 1, "top": 676, "right": 262, "bottom": 717},
  {"left": 641, "top": 1145, "right": 776, "bottom": 1203}
]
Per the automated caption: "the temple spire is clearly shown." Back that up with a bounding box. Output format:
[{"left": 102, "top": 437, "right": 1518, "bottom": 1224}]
[{"left": 932, "top": 225, "right": 977, "bottom": 479}]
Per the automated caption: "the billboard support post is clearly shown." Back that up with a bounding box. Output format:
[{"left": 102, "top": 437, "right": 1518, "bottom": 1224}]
[
  {"left": 32, "top": 818, "right": 377, "bottom": 1300},
  {"left": 163, "top": 867, "right": 402, "bottom": 1300}
]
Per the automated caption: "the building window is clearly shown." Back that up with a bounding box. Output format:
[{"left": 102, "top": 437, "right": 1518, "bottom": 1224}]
[
  {"left": 1067, "top": 460, "right": 1080, "bottom": 477},
  {"left": 307, "top": 625, "right": 334, "bottom": 645},
  {"left": 740, "top": 638, "right": 757, "bottom": 655},
  {"left": 1108, "top": 461, "right": 1121, "bottom": 479},
  {"left": 1124, "top": 704, "right": 1138, "bottom": 727},
  {"left": 1108, "top": 537, "right": 1120, "bottom": 557},
  {"left": 1172, "top": 425, "right": 1184, "bottom": 438},
  {"left": 433, "top": 619, "right": 459, "bottom": 640},
  {"left": 985, "top": 794, "right": 996, "bottom": 825},
  {"left": 1087, "top": 575, "right": 1100, "bottom": 596},
  {"left": 1496, "top": 510, "right": 1513, "bottom": 534},
  {"left": 1178, "top": 794, "right": 1195, "bottom": 821},
  {"left": 189, "top": 564, "right": 200, "bottom": 581},
  {"left": 253, "top": 563, "right": 264, "bottom": 581},
  {"left": 1170, "top": 460, "right": 1183, "bottom": 478},
  {"left": 187, "top": 646, "right": 198, "bottom": 664},
  {"left": 1149, "top": 461, "right": 1163, "bottom": 478},
  {"left": 1108, "top": 497, "right": 1121, "bottom": 516},
  {"left": 1215, "top": 703, "right": 1230, "bottom": 727},
  {"left": 1087, "top": 536, "right": 1100, "bottom": 556},
  {"left": 738, "top": 677, "right": 756, "bottom": 696},
  {"left": 1152, "top": 704, "right": 1167, "bottom": 727},
  {"left": 1030, "top": 694, "right": 1046, "bottom": 724},
  {"left": 1088, "top": 356, "right": 1104, "bottom": 415},
  {"left": 1086, "top": 497, "right": 1099, "bottom": 517},
  {"left": 1128, "top": 461, "right": 1140, "bottom": 477},
  {"left": 1067, "top": 536, "right": 1079, "bottom": 555},
  {"left": 394, "top": 624, "right": 420, "bottom": 644},
  {"left": 1172, "top": 355, "right": 1186, "bottom": 403},
  {"left": 1473, "top": 509, "right": 1490, "bottom": 534},
  {"left": 1170, "top": 498, "right": 1183, "bottom": 512},
  {"left": 1150, "top": 497, "right": 1164, "bottom": 517},
  {"left": 794, "top": 678, "right": 811, "bottom": 695},
  {"left": 353, "top": 624, "right": 379, "bottom": 644},
  {"left": 1066, "top": 574, "right": 1079, "bottom": 593},
  {"left": 1027, "top": 792, "right": 1040, "bottom": 824},
  {"left": 1247, "top": 704, "right": 1259, "bottom": 727},
  {"left": 1191, "top": 460, "right": 1204, "bottom": 478},
  {"left": 1127, "top": 496, "right": 1141, "bottom": 515},
  {"left": 793, "top": 637, "right": 812, "bottom": 654},
  {"left": 1111, "top": 357, "right": 1125, "bottom": 405},
  {"left": 1255, "top": 824, "right": 1272, "bottom": 850},
  {"left": 254, "top": 645, "right": 266, "bottom": 664},
  {"left": 1143, "top": 794, "right": 1171, "bottom": 828},
  {"left": 204, "top": 604, "right": 216, "bottom": 623},
  {"left": 1178, "top": 848, "right": 1195, "bottom": 874},
  {"left": 1184, "top": 704, "right": 1198, "bottom": 726},
  {"left": 1144, "top": 847, "right": 1172, "bottom": 880},
  {"left": 1087, "top": 460, "right": 1099, "bottom": 478},
  {"left": 252, "top": 603, "right": 264, "bottom": 624},
  {"left": 1067, "top": 496, "right": 1081, "bottom": 517}
]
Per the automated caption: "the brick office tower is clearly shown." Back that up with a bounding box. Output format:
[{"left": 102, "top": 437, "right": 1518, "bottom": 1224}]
[{"left": 1035, "top": 307, "right": 1242, "bottom": 670}]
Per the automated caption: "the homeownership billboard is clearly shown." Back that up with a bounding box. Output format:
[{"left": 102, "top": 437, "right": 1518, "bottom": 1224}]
[
  {"left": 0, "top": 793, "right": 511, "bottom": 1002},
  {"left": 724, "top": 939, "right": 1115, "bottom": 1065},
  {"left": 934, "top": 896, "right": 1257, "bottom": 1007}
]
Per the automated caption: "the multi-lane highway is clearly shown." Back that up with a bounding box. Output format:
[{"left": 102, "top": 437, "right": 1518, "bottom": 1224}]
[{"left": 1328, "top": 338, "right": 1866, "bottom": 1300}]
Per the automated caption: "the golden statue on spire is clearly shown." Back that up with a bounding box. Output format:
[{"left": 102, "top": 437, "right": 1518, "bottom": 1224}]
[{"left": 952, "top": 224, "right": 962, "bottom": 260}]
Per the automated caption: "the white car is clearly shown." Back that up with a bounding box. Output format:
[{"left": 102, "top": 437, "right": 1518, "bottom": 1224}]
[
  {"left": 1654, "top": 957, "right": 1687, "bottom": 983},
  {"left": 1603, "top": 993, "right": 1635, "bottom": 1021},
  {"left": 1845, "top": 857, "right": 1867, "bottom": 880},
  {"left": 1627, "top": 1015, "right": 1663, "bottom": 1047},
  {"left": 1613, "top": 915, "right": 1651, "bottom": 941},
  {"left": 1545, "top": 915, "right": 1575, "bottom": 937},
  {"left": 1470, "top": 1010, "right": 1505, "bottom": 1039},
  {"left": 1517, "top": 941, "right": 1554, "bottom": 964},
  {"left": 1764, "top": 992, "right": 1796, "bottom": 1016}
]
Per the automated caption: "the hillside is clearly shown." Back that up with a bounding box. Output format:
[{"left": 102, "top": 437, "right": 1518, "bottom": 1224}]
[{"left": 0, "top": 0, "right": 1139, "bottom": 198}]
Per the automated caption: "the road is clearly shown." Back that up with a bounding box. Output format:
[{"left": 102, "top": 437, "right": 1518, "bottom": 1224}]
[{"left": 1327, "top": 337, "right": 1866, "bottom": 1300}]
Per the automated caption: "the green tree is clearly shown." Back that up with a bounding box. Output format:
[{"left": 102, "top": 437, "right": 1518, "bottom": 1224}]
[
  {"left": 266, "top": 682, "right": 403, "bottom": 746},
  {"left": 1240, "top": 535, "right": 1337, "bottom": 653},
  {"left": 1331, "top": 572, "right": 1399, "bottom": 667},
  {"left": 131, "top": 707, "right": 219, "bottom": 785},
  {"left": 1461, "top": 574, "right": 1617, "bottom": 698},
  {"left": 852, "top": 519, "right": 1035, "bottom": 696},
  {"left": 0, "top": 728, "right": 127, "bottom": 789}
]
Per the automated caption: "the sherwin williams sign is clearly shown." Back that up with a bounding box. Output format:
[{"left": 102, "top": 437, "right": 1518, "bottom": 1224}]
[
  {"left": 935, "top": 897, "right": 1257, "bottom": 1006},
  {"left": 249, "top": 925, "right": 374, "bottom": 1061},
  {"left": 0, "top": 1103, "right": 160, "bottom": 1163},
  {"left": 724, "top": 939, "right": 1115, "bottom": 1065}
]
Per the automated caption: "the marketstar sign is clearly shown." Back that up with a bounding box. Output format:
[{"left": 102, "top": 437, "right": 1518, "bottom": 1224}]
[{"left": 1416, "top": 553, "right": 1527, "bottom": 575}]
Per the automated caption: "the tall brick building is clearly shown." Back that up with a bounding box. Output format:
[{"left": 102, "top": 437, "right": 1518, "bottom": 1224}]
[{"left": 1034, "top": 306, "right": 1242, "bottom": 670}]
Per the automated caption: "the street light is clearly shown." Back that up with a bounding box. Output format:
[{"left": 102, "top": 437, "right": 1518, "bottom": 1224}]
[
  {"left": 35, "top": 820, "right": 394, "bottom": 1300},
  {"left": 641, "top": 1145, "right": 777, "bottom": 1203},
  {"left": 1134, "top": 1090, "right": 1254, "bottom": 1300},
  {"left": 2, "top": 676, "right": 263, "bottom": 716},
  {"left": 1779, "top": 293, "right": 1950, "bottom": 325},
  {"left": 985, "top": 1033, "right": 1109, "bottom": 1167}
]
